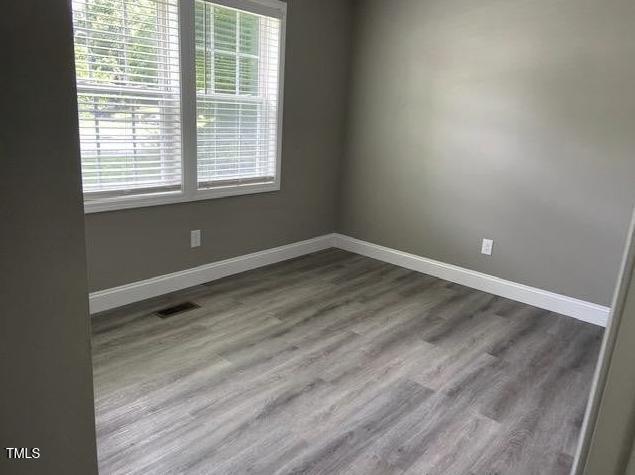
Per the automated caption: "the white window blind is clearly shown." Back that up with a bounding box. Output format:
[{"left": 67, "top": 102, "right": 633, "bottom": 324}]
[
  {"left": 72, "top": 0, "right": 182, "bottom": 200},
  {"left": 194, "top": 1, "right": 281, "bottom": 189}
]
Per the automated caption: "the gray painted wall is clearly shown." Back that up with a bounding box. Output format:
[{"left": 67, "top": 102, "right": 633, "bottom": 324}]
[
  {"left": 339, "top": 0, "right": 635, "bottom": 306},
  {"left": 85, "top": 0, "right": 353, "bottom": 292},
  {"left": 85, "top": 0, "right": 635, "bottom": 308},
  {"left": 0, "top": 2, "right": 98, "bottom": 473}
]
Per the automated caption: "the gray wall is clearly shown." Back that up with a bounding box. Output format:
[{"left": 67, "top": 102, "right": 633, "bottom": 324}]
[
  {"left": 339, "top": 0, "right": 635, "bottom": 306},
  {"left": 0, "top": 1, "right": 98, "bottom": 473},
  {"left": 86, "top": 0, "right": 353, "bottom": 292}
]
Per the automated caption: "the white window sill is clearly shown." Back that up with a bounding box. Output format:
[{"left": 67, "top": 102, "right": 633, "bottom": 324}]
[{"left": 84, "top": 181, "right": 280, "bottom": 214}]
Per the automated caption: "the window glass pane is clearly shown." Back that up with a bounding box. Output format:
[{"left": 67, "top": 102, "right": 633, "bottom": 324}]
[
  {"left": 214, "top": 53, "right": 237, "bottom": 94},
  {"left": 239, "top": 57, "right": 258, "bottom": 95},
  {"left": 214, "top": 7, "right": 236, "bottom": 52},
  {"left": 239, "top": 103, "right": 259, "bottom": 175},
  {"left": 239, "top": 13, "right": 259, "bottom": 55},
  {"left": 194, "top": 0, "right": 208, "bottom": 91},
  {"left": 214, "top": 102, "right": 239, "bottom": 176}
]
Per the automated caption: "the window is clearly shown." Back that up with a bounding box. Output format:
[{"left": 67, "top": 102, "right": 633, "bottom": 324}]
[
  {"left": 195, "top": 2, "right": 281, "bottom": 189},
  {"left": 71, "top": 0, "right": 286, "bottom": 212},
  {"left": 72, "top": 0, "right": 182, "bottom": 200}
]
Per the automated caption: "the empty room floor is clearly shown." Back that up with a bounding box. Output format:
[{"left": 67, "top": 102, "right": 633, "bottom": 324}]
[{"left": 91, "top": 249, "right": 603, "bottom": 474}]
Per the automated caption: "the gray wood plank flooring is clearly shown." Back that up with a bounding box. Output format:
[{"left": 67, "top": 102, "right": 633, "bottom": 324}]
[{"left": 91, "top": 249, "right": 603, "bottom": 475}]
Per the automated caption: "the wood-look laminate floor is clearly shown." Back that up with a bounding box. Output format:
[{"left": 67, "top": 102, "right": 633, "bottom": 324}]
[{"left": 92, "top": 249, "right": 603, "bottom": 475}]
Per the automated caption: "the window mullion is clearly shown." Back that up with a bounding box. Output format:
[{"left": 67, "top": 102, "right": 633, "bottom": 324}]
[
  {"left": 235, "top": 13, "right": 241, "bottom": 95},
  {"left": 179, "top": 0, "right": 198, "bottom": 198},
  {"left": 209, "top": 4, "right": 215, "bottom": 94}
]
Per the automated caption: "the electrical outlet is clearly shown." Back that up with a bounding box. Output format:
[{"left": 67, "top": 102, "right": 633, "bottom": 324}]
[
  {"left": 481, "top": 238, "right": 494, "bottom": 256},
  {"left": 191, "top": 230, "right": 201, "bottom": 248}
]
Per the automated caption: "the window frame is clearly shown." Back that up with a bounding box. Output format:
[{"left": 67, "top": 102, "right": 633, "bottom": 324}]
[{"left": 82, "top": 0, "right": 287, "bottom": 214}]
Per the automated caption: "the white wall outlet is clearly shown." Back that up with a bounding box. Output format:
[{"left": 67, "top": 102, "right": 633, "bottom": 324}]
[
  {"left": 191, "top": 230, "right": 201, "bottom": 248},
  {"left": 481, "top": 238, "right": 494, "bottom": 256}
]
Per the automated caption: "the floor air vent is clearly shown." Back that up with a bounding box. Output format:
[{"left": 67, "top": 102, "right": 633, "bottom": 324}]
[{"left": 155, "top": 302, "right": 200, "bottom": 319}]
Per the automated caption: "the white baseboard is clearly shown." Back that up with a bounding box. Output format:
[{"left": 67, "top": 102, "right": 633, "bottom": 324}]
[
  {"left": 89, "top": 234, "right": 336, "bottom": 314},
  {"left": 90, "top": 232, "right": 610, "bottom": 327},
  {"left": 332, "top": 234, "right": 610, "bottom": 327}
]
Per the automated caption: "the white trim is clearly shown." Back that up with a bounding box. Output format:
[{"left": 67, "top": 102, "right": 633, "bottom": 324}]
[
  {"left": 90, "top": 232, "right": 610, "bottom": 327},
  {"left": 84, "top": 182, "right": 280, "bottom": 214},
  {"left": 332, "top": 234, "right": 610, "bottom": 327},
  {"left": 208, "top": 0, "right": 286, "bottom": 19},
  {"left": 89, "top": 234, "right": 334, "bottom": 314},
  {"left": 275, "top": 1, "right": 287, "bottom": 191}
]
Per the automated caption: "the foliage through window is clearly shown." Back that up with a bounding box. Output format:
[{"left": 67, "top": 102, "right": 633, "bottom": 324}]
[{"left": 71, "top": 0, "right": 285, "bottom": 211}]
